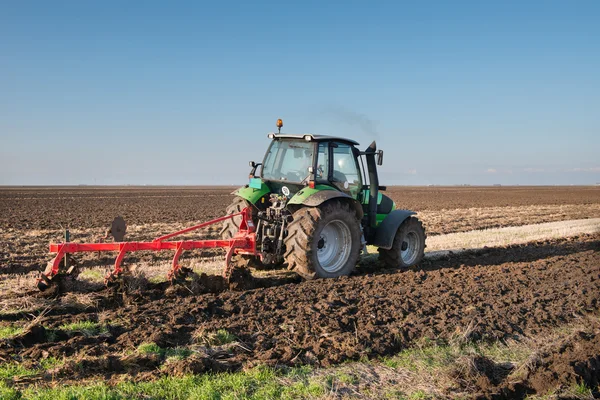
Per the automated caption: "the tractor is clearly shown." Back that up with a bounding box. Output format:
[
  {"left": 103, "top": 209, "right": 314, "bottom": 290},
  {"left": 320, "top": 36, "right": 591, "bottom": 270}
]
[
  {"left": 37, "top": 119, "right": 426, "bottom": 292},
  {"left": 221, "top": 119, "right": 426, "bottom": 279}
]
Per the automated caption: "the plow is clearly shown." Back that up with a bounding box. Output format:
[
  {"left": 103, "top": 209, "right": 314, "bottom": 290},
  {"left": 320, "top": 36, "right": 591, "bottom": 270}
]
[
  {"left": 38, "top": 119, "right": 428, "bottom": 292},
  {"left": 37, "top": 208, "right": 258, "bottom": 292}
]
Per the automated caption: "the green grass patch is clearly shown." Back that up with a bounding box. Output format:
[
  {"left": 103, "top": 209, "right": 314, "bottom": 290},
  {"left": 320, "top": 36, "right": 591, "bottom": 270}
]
[
  {"left": 0, "top": 325, "right": 24, "bottom": 339},
  {"left": 382, "top": 339, "right": 531, "bottom": 374},
  {"left": 0, "top": 381, "right": 20, "bottom": 400},
  {"left": 0, "top": 333, "right": 538, "bottom": 399},
  {"left": 474, "top": 341, "right": 532, "bottom": 364},
  {"left": 165, "top": 347, "right": 192, "bottom": 362},
  {"left": 409, "top": 390, "right": 433, "bottom": 400},
  {"left": 383, "top": 344, "right": 455, "bottom": 372},
  {"left": 38, "top": 357, "right": 64, "bottom": 371},
  {"left": 336, "top": 371, "right": 359, "bottom": 385},
  {"left": 137, "top": 342, "right": 163, "bottom": 355},
  {"left": 0, "top": 356, "right": 65, "bottom": 381},
  {"left": 0, "top": 363, "right": 37, "bottom": 379},
  {"left": 574, "top": 383, "right": 593, "bottom": 396},
  {"left": 137, "top": 343, "right": 192, "bottom": 361},
  {"left": 58, "top": 321, "right": 107, "bottom": 337},
  {"left": 78, "top": 269, "right": 105, "bottom": 281},
  {"left": 195, "top": 328, "right": 237, "bottom": 347},
  {"left": 148, "top": 276, "right": 165, "bottom": 284},
  {"left": 9, "top": 364, "right": 328, "bottom": 400},
  {"left": 567, "top": 382, "right": 594, "bottom": 398}
]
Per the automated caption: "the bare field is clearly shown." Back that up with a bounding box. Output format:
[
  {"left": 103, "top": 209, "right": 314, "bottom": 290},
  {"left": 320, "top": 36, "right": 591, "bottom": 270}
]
[
  {"left": 1, "top": 185, "right": 598, "bottom": 230},
  {"left": 0, "top": 185, "right": 599, "bottom": 399}
]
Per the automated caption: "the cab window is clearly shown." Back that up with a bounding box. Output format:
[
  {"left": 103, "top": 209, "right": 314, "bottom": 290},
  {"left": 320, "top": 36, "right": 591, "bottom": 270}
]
[
  {"left": 332, "top": 142, "right": 362, "bottom": 197},
  {"left": 315, "top": 142, "right": 329, "bottom": 181},
  {"left": 262, "top": 140, "right": 314, "bottom": 183}
]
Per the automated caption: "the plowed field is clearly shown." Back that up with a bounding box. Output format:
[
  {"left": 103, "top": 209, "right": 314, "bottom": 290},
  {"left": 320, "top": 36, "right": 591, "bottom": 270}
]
[{"left": 0, "top": 186, "right": 599, "bottom": 399}]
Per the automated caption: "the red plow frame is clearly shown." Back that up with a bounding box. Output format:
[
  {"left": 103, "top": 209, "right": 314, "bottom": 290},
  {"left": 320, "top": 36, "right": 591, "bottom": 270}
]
[{"left": 38, "top": 207, "right": 258, "bottom": 291}]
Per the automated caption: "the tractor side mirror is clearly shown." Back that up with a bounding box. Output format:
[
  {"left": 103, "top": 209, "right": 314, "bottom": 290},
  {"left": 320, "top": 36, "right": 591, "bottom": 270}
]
[
  {"left": 377, "top": 150, "right": 384, "bottom": 166},
  {"left": 249, "top": 161, "right": 262, "bottom": 178}
]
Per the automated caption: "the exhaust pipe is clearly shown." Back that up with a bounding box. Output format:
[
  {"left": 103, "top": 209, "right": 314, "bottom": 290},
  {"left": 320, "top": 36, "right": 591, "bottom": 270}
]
[{"left": 365, "top": 141, "right": 379, "bottom": 230}]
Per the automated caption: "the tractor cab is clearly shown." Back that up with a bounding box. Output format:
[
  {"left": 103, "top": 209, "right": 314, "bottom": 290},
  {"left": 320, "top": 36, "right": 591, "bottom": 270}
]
[
  {"left": 247, "top": 127, "right": 390, "bottom": 235},
  {"left": 257, "top": 134, "right": 364, "bottom": 200}
]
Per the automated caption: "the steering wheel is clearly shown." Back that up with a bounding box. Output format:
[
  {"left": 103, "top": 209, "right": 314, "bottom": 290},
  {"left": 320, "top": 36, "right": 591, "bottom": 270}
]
[
  {"left": 286, "top": 170, "right": 304, "bottom": 181},
  {"left": 316, "top": 164, "right": 325, "bottom": 178}
]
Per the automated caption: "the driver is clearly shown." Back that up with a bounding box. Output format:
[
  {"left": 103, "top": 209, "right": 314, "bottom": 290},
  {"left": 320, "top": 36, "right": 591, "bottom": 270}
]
[
  {"left": 302, "top": 149, "right": 313, "bottom": 173},
  {"left": 298, "top": 149, "right": 314, "bottom": 182}
]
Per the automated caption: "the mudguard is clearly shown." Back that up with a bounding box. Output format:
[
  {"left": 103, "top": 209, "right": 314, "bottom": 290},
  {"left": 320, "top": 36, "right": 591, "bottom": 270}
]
[
  {"left": 288, "top": 186, "right": 363, "bottom": 218},
  {"left": 289, "top": 185, "right": 342, "bottom": 206},
  {"left": 371, "top": 209, "right": 416, "bottom": 249},
  {"left": 234, "top": 180, "right": 270, "bottom": 204}
]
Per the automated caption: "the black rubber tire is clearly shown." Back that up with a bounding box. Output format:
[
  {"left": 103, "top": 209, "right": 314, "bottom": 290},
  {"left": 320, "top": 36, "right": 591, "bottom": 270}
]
[
  {"left": 378, "top": 216, "right": 426, "bottom": 268},
  {"left": 220, "top": 197, "right": 254, "bottom": 239},
  {"left": 284, "top": 200, "right": 362, "bottom": 279},
  {"left": 220, "top": 197, "right": 282, "bottom": 269}
]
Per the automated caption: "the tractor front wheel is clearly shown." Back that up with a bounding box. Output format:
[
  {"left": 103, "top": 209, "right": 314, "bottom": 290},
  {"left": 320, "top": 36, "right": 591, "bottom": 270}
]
[
  {"left": 284, "top": 201, "right": 361, "bottom": 279},
  {"left": 378, "top": 217, "right": 426, "bottom": 268}
]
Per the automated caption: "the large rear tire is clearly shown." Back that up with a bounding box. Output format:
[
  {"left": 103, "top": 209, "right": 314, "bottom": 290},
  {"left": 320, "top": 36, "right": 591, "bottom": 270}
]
[
  {"left": 220, "top": 197, "right": 253, "bottom": 240},
  {"left": 378, "top": 216, "right": 426, "bottom": 268},
  {"left": 284, "top": 200, "right": 361, "bottom": 279}
]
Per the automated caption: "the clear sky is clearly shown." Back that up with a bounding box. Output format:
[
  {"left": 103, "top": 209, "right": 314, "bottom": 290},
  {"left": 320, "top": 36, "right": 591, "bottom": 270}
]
[{"left": 1, "top": 1, "right": 599, "bottom": 185}]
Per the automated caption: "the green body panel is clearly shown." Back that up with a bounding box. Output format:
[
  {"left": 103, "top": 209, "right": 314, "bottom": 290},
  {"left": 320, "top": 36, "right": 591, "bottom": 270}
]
[
  {"left": 361, "top": 189, "right": 389, "bottom": 205},
  {"left": 235, "top": 180, "right": 270, "bottom": 204},
  {"left": 287, "top": 184, "right": 336, "bottom": 205},
  {"left": 236, "top": 180, "right": 393, "bottom": 227},
  {"left": 376, "top": 213, "right": 387, "bottom": 226},
  {"left": 362, "top": 190, "right": 396, "bottom": 226}
]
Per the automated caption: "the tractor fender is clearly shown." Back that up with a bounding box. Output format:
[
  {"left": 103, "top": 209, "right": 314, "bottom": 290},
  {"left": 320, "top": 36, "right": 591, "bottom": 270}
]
[
  {"left": 372, "top": 210, "right": 416, "bottom": 250},
  {"left": 288, "top": 187, "right": 363, "bottom": 219},
  {"left": 234, "top": 180, "right": 270, "bottom": 204}
]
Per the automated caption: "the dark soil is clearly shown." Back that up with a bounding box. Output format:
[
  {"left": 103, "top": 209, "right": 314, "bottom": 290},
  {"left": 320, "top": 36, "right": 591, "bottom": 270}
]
[
  {"left": 2, "top": 185, "right": 598, "bottom": 277},
  {"left": 1, "top": 233, "right": 598, "bottom": 398},
  {"left": 463, "top": 319, "right": 600, "bottom": 399},
  {"left": 1, "top": 186, "right": 598, "bottom": 230}
]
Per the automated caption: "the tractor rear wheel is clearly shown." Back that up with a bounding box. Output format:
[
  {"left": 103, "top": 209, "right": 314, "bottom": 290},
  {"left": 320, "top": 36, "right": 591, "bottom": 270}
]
[
  {"left": 284, "top": 200, "right": 361, "bottom": 279},
  {"left": 378, "top": 217, "right": 426, "bottom": 268},
  {"left": 220, "top": 196, "right": 254, "bottom": 240}
]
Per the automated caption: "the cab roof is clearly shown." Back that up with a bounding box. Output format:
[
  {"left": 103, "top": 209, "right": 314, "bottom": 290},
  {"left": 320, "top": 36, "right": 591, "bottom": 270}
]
[{"left": 267, "top": 133, "right": 359, "bottom": 146}]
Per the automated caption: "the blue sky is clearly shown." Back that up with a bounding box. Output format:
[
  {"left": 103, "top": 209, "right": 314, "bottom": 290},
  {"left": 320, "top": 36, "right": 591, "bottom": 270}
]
[{"left": 1, "top": 1, "right": 598, "bottom": 185}]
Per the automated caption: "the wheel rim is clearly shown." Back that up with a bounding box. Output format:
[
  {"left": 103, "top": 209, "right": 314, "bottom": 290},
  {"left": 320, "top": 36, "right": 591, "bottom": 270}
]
[
  {"left": 317, "top": 220, "right": 352, "bottom": 273},
  {"left": 401, "top": 231, "right": 421, "bottom": 265}
]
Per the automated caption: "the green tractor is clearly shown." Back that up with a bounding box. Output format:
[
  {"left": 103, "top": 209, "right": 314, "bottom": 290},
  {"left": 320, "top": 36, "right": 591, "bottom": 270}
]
[{"left": 221, "top": 120, "right": 426, "bottom": 279}]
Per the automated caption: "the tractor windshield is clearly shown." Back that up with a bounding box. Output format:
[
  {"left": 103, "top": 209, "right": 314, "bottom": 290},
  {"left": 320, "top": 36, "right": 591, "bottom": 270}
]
[{"left": 262, "top": 140, "right": 315, "bottom": 183}]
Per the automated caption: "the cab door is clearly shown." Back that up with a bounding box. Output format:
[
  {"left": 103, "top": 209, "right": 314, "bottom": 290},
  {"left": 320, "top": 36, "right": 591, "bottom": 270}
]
[{"left": 330, "top": 142, "right": 362, "bottom": 199}]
